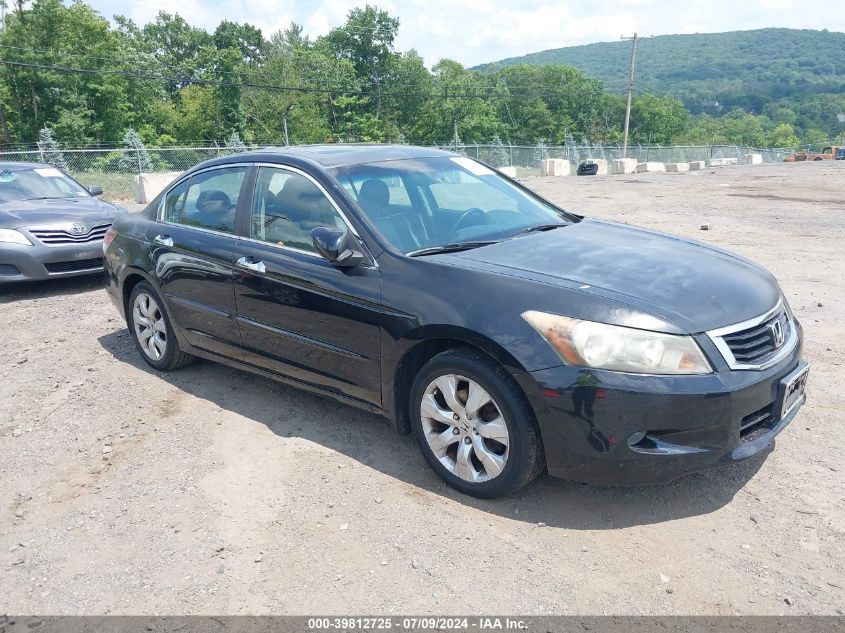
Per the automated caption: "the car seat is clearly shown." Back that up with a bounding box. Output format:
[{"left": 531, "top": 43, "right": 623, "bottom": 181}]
[
  {"left": 267, "top": 177, "right": 341, "bottom": 249},
  {"left": 191, "top": 189, "right": 235, "bottom": 231},
  {"left": 357, "top": 179, "right": 428, "bottom": 252}
]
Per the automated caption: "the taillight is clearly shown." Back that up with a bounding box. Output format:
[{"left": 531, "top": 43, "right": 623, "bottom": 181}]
[{"left": 102, "top": 227, "right": 117, "bottom": 252}]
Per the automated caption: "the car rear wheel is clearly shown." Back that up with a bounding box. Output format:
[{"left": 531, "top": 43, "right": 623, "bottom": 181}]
[
  {"left": 410, "top": 349, "right": 544, "bottom": 498},
  {"left": 128, "top": 281, "right": 194, "bottom": 371}
]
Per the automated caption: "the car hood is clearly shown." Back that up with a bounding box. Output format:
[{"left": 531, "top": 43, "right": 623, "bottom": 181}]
[
  {"left": 0, "top": 196, "right": 122, "bottom": 228},
  {"left": 449, "top": 218, "right": 781, "bottom": 333}
]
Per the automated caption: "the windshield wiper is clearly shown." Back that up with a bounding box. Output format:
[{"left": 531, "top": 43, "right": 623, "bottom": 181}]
[
  {"left": 407, "top": 240, "right": 500, "bottom": 257},
  {"left": 511, "top": 223, "right": 568, "bottom": 237}
]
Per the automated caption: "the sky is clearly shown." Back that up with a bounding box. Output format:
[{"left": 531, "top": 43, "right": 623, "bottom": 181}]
[{"left": 83, "top": 0, "right": 845, "bottom": 67}]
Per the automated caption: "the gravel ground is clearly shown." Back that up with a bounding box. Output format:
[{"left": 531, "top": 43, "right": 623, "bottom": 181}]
[{"left": 1, "top": 161, "right": 843, "bottom": 615}]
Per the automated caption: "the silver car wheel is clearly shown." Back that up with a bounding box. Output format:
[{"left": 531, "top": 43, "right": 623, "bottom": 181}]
[
  {"left": 132, "top": 292, "right": 167, "bottom": 361},
  {"left": 420, "top": 374, "right": 510, "bottom": 483}
]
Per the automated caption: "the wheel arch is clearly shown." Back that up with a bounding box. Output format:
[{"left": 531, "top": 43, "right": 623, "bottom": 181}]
[
  {"left": 385, "top": 325, "right": 532, "bottom": 435},
  {"left": 120, "top": 267, "right": 159, "bottom": 315}
]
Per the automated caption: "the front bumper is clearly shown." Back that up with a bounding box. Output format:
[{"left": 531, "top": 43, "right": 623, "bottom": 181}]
[
  {"left": 520, "top": 329, "right": 807, "bottom": 486},
  {"left": 0, "top": 241, "right": 104, "bottom": 282}
]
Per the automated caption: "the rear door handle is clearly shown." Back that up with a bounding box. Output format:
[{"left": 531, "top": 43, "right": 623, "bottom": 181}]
[
  {"left": 236, "top": 256, "right": 266, "bottom": 274},
  {"left": 153, "top": 234, "right": 173, "bottom": 247}
]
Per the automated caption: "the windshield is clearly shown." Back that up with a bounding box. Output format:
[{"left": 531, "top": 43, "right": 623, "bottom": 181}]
[
  {"left": 331, "top": 156, "right": 573, "bottom": 254},
  {"left": 0, "top": 166, "right": 90, "bottom": 204}
]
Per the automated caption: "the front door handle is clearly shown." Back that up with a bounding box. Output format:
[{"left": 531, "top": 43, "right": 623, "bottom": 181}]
[
  {"left": 236, "top": 256, "right": 266, "bottom": 274},
  {"left": 153, "top": 234, "right": 173, "bottom": 247}
]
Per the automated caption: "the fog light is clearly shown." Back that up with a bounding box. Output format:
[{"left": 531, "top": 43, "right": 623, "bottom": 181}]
[{"left": 627, "top": 431, "right": 647, "bottom": 446}]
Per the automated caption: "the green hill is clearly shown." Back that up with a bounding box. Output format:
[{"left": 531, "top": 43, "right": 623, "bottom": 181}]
[{"left": 476, "top": 28, "right": 845, "bottom": 118}]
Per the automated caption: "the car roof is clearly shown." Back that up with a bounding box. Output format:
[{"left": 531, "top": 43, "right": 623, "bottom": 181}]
[
  {"left": 233, "top": 144, "right": 460, "bottom": 169},
  {"left": 0, "top": 162, "right": 55, "bottom": 171}
]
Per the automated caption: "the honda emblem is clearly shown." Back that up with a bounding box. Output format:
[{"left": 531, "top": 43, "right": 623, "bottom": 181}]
[{"left": 770, "top": 319, "right": 785, "bottom": 347}]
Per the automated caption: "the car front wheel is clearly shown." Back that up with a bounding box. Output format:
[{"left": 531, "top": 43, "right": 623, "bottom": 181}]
[
  {"left": 410, "top": 349, "right": 544, "bottom": 498},
  {"left": 127, "top": 281, "right": 194, "bottom": 371}
]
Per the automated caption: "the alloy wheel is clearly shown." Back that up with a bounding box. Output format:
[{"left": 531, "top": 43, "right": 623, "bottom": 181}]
[
  {"left": 132, "top": 292, "right": 167, "bottom": 361},
  {"left": 419, "top": 374, "right": 510, "bottom": 482}
]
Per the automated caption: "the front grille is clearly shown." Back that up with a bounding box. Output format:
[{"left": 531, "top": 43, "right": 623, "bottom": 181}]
[
  {"left": 30, "top": 223, "right": 111, "bottom": 245},
  {"left": 0, "top": 263, "right": 20, "bottom": 276},
  {"left": 739, "top": 404, "right": 775, "bottom": 443},
  {"left": 721, "top": 310, "right": 789, "bottom": 364},
  {"left": 44, "top": 258, "right": 103, "bottom": 273}
]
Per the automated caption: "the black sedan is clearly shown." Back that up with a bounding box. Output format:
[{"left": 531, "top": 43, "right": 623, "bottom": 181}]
[
  {"left": 0, "top": 163, "right": 123, "bottom": 282},
  {"left": 103, "top": 145, "right": 809, "bottom": 498}
]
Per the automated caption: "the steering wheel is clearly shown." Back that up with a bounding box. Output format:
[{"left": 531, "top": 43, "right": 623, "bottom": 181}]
[{"left": 454, "top": 207, "right": 486, "bottom": 232}]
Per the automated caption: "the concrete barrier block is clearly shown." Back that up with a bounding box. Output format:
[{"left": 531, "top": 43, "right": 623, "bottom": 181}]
[
  {"left": 709, "top": 157, "right": 739, "bottom": 167},
  {"left": 541, "top": 159, "right": 570, "bottom": 176},
  {"left": 666, "top": 162, "right": 690, "bottom": 172},
  {"left": 743, "top": 153, "right": 763, "bottom": 165},
  {"left": 636, "top": 162, "right": 666, "bottom": 173},
  {"left": 584, "top": 159, "right": 608, "bottom": 175},
  {"left": 497, "top": 166, "right": 517, "bottom": 178},
  {"left": 610, "top": 158, "right": 638, "bottom": 175},
  {"left": 689, "top": 161, "right": 706, "bottom": 171},
  {"left": 133, "top": 172, "right": 181, "bottom": 204}
]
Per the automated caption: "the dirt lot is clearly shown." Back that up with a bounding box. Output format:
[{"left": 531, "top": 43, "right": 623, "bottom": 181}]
[{"left": 1, "top": 161, "right": 843, "bottom": 615}]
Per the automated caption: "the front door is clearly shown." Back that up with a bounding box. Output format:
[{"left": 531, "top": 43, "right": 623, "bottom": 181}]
[
  {"left": 233, "top": 166, "right": 382, "bottom": 407},
  {"left": 151, "top": 165, "right": 249, "bottom": 359}
]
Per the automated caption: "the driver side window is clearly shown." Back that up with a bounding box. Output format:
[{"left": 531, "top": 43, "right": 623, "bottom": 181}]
[{"left": 250, "top": 167, "right": 345, "bottom": 253}]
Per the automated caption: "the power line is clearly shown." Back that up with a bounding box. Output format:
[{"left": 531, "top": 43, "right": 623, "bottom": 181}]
[
  {"left": 0, "top": 43, "right": 630, "bottom": 96},
  {"left": 0, "top": 58, "right": 631, "bottom": 99}
]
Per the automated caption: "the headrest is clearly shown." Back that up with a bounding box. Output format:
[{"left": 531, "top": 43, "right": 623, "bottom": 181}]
[
  {"left": 276, "top": 176, "right": 326, "bottom": 221},
  {"left": 358, "top": 180, "right": 390, "bottom": 216},
  {"left": 196, "top": 189, "right": 232, "bottom": 213}
]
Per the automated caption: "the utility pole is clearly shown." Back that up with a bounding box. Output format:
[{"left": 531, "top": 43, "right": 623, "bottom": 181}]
[
  {"left": 621, "top": 33, "right": 640, "bottom": 158},
  {"left": 282, "top": 104, "right": 295, "bottom": 146}
]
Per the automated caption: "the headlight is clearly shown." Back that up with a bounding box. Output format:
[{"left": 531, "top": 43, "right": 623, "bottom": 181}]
[
  {"left": 0, "top": 228, "right": 32, "bottom": 245},
  {"left": 522, "top": 310, "right": 712, "bottom": 375}
]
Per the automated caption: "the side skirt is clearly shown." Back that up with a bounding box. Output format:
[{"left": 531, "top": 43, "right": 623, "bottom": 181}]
[{"left": 181, "top": 341, "right": 384, "bottom": 417}]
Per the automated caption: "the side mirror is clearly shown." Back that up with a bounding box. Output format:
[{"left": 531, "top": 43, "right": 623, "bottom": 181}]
[
  {"left": 88, "top": 185, "right": 104, "bottom": 196},
  {"left": 311, "top": 226, "right": 364, "bottom": 269}
]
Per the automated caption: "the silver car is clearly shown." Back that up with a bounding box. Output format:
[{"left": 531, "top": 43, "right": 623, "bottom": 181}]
[{"left": 0, "top": 163, "right": 124, "bottom": 282}]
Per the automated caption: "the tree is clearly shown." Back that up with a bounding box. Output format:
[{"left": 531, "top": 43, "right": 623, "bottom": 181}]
[
  {"left": 0, "top": 0, "right": 133, "bottom": 143},
  {"left": 321, "top": 5, "right": 399, "bottom": 121},
  {"left": 214, "top": 20, "right": 266, "bottom": 65},
  {"left": 225, "top": 131, "right": 247, "bottom": 153},
  {"left": 411, "top": 59, "right": 504, "bottom": 144},
  {"left": 1, "top": 5, "right": 832, "bottom": 149},
  {"left": 119, "top": 128, "right": 153, "bottom": 173},
  {"left": 37, "top": 127, "right": 69, "bottom": 171},
  {"left": 175, "top": 85, "right": 218, "bottom": 143},
  {"left": 136, "top": 12, "right": 214, "bottom": 95},
  {"left": 486, "top": 135, "right": 510, "bottom": 167},
  {"left": 630, "top": 94, "right": 689, "bottom": 144},
  {"left": 768, "top": 123, "right": 800, "bottom": 149},
  {"left": 531, "top": 140, "right": 549, "bottom": 167}
]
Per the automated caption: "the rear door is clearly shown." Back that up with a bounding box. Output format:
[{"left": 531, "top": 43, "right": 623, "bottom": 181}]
[
  {"left": 151, "top": 165, "right": 250, "bottom": 359},
  {"left": 232, "top": 165, "right": 383, "bottom": 407}
]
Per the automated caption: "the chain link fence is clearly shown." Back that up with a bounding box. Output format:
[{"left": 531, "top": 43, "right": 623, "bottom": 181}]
[
  {"left": 0, "top": 146, "right": 253, "bottom": 202},
  {"left": 0, "top": 143, "right": 789, "bottom": 202},
  {"left": 447, "top": 143, "right": 788, "bottom": 176}
]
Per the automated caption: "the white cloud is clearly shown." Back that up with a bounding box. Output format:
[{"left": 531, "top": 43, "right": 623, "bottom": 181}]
[{"left": 87, "top": 0, "right": 845, "bottom": 67}]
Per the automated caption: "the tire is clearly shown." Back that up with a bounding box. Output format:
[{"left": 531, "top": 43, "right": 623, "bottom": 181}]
[
  {"left": 409, "top": 348, "right": 544, "bottom": 498},
  {"left": 127, "top": 281, "right": 194, "bottom": 371}
]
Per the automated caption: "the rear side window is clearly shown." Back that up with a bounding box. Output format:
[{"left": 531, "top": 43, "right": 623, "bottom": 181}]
[{"left": 163, "top": 166, "right": 247, "bottom": 234}]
